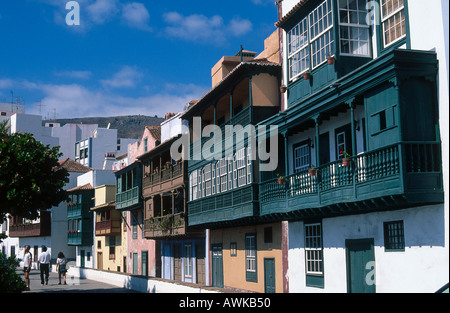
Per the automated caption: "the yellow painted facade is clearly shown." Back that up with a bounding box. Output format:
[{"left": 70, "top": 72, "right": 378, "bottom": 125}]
[
  {"left": 92, "top": 185, "right": 128, "bottom": 273},
  {"left": 211, "top": 223, "right": 283, "bottom": 293}
]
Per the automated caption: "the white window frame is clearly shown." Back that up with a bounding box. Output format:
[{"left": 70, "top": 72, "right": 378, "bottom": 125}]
[
  {"left": 204, "top": 164, "right": 212, "bottom": 197},
  {"left": 338, "top": 0, "right": 371, "bottom": 57},
  {"left": 216, "top": 161, "right": 221, "bottom": 194},
  {"left": 220, "top": 158, "right": 227, "bottom": 192},
  {"left": 305, "top": 223, "right": 323, "bottom": 275},
  {"left": 381, "top": 0, "right": 406, "bottom": 47},
  {"left": 287, "top": 0, "right": 335, "bottom": 81},
  {"left": 336, "top": 131, "right": 347, "bottom": 159},
  {"left": 294, "top": 143, "right": 311, "bottom": 172},
  {"left": 237, "top": 148, "right": 247, "bottom": 187},
  {"left": 191, "top": 170, "right": 198, "bottom": 201},
  {"left": 245, "top": 234, "right": 256, "bottom": 273},
  {"left": 309, "top": 0, "right": 335, "bottom": 69},
  {"left": 247, "top": 147, "right": 252, "bottom": 184},
  {"left": 228, "top": 159, "right": 233, "bottom": 191},
  {"left": 211, "top": 163, "right": 216, "bottom": 195},
  {"left": 184, "top": 244, "right": 193, "bottom": 278},
  {"left": 288, "top": 17, "right": 310, "bottom": 81}
]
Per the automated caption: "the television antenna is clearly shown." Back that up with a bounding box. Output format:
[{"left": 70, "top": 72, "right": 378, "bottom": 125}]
[{"left": 35, "top": 100, "right": 46, "bottom": 115}]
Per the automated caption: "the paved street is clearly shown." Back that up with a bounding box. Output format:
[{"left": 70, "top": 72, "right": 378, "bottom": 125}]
[{"left": 19, "top": 268, "right": 141, "bottom": 293}]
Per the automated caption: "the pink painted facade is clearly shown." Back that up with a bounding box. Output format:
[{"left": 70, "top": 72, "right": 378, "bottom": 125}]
[
  {"left": 124, "top": 126, "right": 161, "bottom": 276},
  {"left": 127, "top": 126, "right": 161, "bottom": 164}
]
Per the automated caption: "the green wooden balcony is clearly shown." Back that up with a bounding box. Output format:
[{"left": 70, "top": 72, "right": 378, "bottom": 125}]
[
  {"left": 188, "top": 185, "right": 258, "bottom": 227},
  {"left": 67, "top": 231, "right": 93, "bottom": 246},
  {"left": 116, "top": 186, "right": 140, "bottom": 211},
  {"left": 260, "top": 142, "right": 443, "bottom": 217}
]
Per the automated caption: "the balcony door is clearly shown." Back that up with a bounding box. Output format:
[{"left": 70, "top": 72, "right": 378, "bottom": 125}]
[{"left": 335, "top": 124, "right": 352, "bottom": 159}]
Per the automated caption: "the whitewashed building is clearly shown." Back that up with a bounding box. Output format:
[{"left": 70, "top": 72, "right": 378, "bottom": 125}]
[{"left": 258, "top": 0, "right": 449, "bottom": 292}]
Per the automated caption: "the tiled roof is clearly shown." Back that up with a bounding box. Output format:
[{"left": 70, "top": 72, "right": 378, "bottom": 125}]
[
  {"left": 146, "top": 126, "right": 161, "bottom": 142},
  {"left": 58, "top": 158, "right": 91, "bottom": 173},
  {"left": 276, "top": 0, "right": 310, "bottom": 28},
  {"left": 67, "top": 183, "right": 93, "bottom": 193}
]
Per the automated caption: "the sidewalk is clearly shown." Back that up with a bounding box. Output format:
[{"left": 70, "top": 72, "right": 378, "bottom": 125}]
[{"left": 19, "top": 268, "right": 140, "bottom": 293}]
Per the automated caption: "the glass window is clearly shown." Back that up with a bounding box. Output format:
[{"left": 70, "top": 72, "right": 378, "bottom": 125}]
[
  {"left": 247, "top": 147, "right": 252, "bottom": 184},
  {"left": 184, "top": 245, "right": 193, "bottom": 277},
  {"left": 294, "top": 143, "right": 311, "bottom": 172},
  {"left": 384, "top": 220, "right": 405, "bottom": 251},
  {"left": 204, "top": 164, "right": 212, "bottom": 196},
  {"left": 245, "top": 234, "right": 257, "bottom": 274},
  {"left": 236, "top": 148, "right": 247, "bottom": 187},
  {"left": 220, "top": 158, "right": 228, "bottom": 192},
  {"left": 287, "top": 0, "right": 334, "bottom": 80},
  {"left": 336, "top": 131, "right": 347, "bottom": 159},
  {"left": 305, "top": 223, "right": 323, "bottom": 275},
  {"left": 309, "top": 0, "right": 334, "bottom": 68},
  {"left": 288, "top": 17, "right": 310, "bottom": 79},
  {"left": 339, "top": 0, "right": 371, "bottom": 56},
  {"left": 381, "top": 0, "right": 406, "bottom": 47}
]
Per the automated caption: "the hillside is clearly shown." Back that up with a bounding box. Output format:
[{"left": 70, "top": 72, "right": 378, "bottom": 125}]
[{"left": 43, "top": 115, "right": 164, "bottom": 139}]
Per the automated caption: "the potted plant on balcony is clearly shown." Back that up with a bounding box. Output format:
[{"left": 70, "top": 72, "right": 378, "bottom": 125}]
[
  {"left": 341, "top": 151, "right": 351, "bottom": 166},
  {"left": 276, "top": 173, "right": 285, "bottom": 185},
  {"left": 327, "top": 55, "right": 335, "bottom": 64},
  {"left": 303, "top": 70, "right": 311, "bottom": 80},
  {"left": 309, "top": 165, "right": 317, "bottom": 176}
]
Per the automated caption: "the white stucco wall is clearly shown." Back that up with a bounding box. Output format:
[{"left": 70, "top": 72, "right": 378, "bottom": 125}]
[{"left": 288, "top": 204, "right": 447, "bottom": 293}]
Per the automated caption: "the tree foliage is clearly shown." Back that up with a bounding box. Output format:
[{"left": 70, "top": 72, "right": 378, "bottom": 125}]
[
  {"left": 0, "top": 253, "right": 27, "bottom": 293},
  {"left": 0, "top": 131, "right": 69, "bottom": 222}
]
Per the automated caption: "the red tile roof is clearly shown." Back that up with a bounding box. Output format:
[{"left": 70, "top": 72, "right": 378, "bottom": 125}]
[
  {"left": 58, "top": 158, "right": 91, "bottom": 173},
  {"left": 146, "top": 126, "right": 161, "bottom": 142},
  {"left": 67, "top": 183, "right": 93, "bottom": 193}
]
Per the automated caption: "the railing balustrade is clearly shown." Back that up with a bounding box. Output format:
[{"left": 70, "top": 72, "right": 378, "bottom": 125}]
[{"left": 260, "top": 142, "right": 440, "bottom": 206}]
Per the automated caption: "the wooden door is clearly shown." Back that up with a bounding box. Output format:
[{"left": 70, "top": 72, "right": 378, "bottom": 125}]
[
  {"left": 173, "top": 244, "right": 182, "bottom": 281},
  {"left": 211, "top": 245, "right": 223, "bottom": 288},
  {"left": 264, "top": 258, "right": 276, "bottom": 293},
  {"left": 346, "top": 239, "right": 376, "bottom": 293},
  {"left": 97, "top": 252, "right": 103, "bottom": 270},
  {"left": 196, "top": 243, "right": 206, "bottom": 285}
]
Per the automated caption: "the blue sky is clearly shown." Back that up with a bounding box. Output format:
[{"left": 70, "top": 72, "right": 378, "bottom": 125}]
[{"left": 0, "top": 0, "right": 279, "bottom": 119}]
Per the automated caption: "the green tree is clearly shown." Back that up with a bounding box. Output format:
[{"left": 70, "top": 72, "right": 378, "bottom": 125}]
[
  {"left": 0, "top": 131, "right": 69, "bottom": 222},
  {"left": 0, "top": 253, "right": 27, "bottom": 293}
]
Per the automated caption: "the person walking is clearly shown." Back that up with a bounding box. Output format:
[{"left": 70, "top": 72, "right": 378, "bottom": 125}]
[
  {"left": 37, "top": 245, "right": 51, "bottom": 285},
  {"left": 56, "top": 252, "right": 68, "bottom": 285},
  {"left": 22, "top": 245, "right": 32, "bottom": 291}
]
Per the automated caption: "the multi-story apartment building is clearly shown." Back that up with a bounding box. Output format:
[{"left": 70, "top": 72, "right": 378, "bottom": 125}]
[
  {"left": 66, "top": 169, "right": 115, "bottom": 268},
  {"left": 115, "top": 126, "right": 161, "bottom": 276},
  {"left": 91, "top": 185, "right": 127, "bottom": 273},
  {"left": 181, "top": 31, "right": 284, "bottom": 292},
  {"left": 256, "top": 0, "right": 448, "bottom": 292},
  {"left": 75, "top": 127, "right": 138, "bottom": 170},
  {"left": 139, "top": 114, "right": 205, "bottom": 284}
]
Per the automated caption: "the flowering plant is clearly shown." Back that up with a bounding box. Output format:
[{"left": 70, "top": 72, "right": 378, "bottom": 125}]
[{"left": 340, "top": 150, "right": 351, "bottom": 157}]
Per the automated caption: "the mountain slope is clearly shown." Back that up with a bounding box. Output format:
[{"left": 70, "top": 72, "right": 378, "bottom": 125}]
[{"left": 43, "top": 115, "right": 164, "bottom": 139}]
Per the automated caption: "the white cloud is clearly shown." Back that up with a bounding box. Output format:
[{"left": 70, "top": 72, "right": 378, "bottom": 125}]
[
  {"left": 37, "top": 83, "right": 207, "bottom": 118},
  {"left": 229, "top": 17, "right": 254, "bottom": 37},
  {"left": 163, "top": 12, "right": 252, "bottom": 45},
  {"left": 121, "top": 2, "right": 152, "bottom": 31},
  {"left": 0, "top": 79, "right": 14, "bottom": 89},
  {"left": 86, "top": 0, "right": 120, "bottom": 24},
  {"left": 100, "top": 66, "right": 143, "bottom": 89},
  {"left": 1, "top": 76, "right": 208, "bottom": 118}
]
